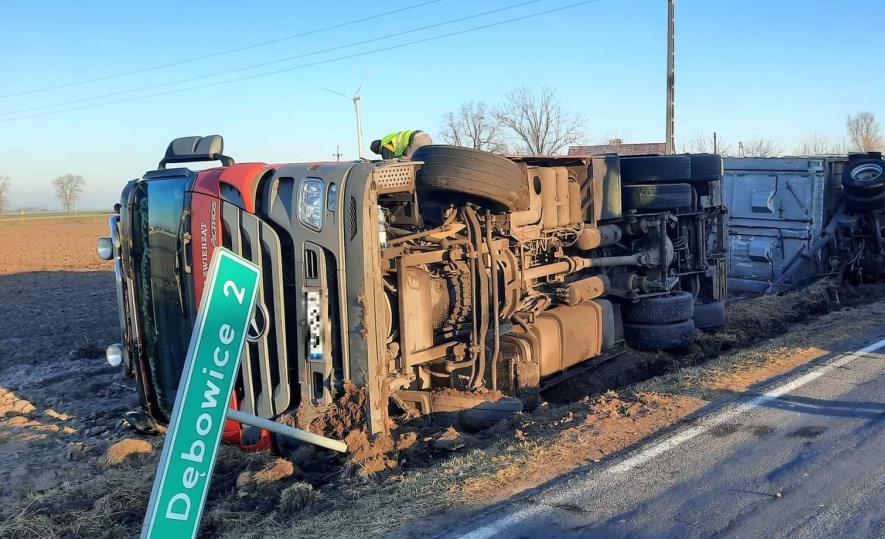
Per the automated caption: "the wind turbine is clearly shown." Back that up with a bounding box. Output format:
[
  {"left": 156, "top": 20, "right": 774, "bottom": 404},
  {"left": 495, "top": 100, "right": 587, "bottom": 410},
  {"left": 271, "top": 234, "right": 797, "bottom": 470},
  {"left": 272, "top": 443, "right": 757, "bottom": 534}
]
[{"left": 325, "top": 73, "right": 370, "bottom": 160}]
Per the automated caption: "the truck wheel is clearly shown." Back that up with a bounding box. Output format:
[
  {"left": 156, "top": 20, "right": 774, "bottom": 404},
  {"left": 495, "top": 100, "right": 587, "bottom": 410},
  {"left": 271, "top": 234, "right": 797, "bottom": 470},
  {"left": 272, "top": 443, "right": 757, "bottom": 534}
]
[
  {"left": 623, "top": 183, "right": 693, "bottom": 212},
  {"left": 686, "top": 154, "right": 723, "bottom": 182},
  {"left": 620, "top": 155, "right": 691, "bottom": 184},
  {"left": 411, "top": 145, "right": 526, "bottom": 212},
  {"left": 431, "top": 394, "right": 524, "bottom": 429},
  {"left": 845, "top": 188, "right": 885, "bottom": 213},
  {"left": 693, "top": 300, "right": 726, "bottom": 332},
  {"left": 842, "top": 159, "right": 885, "bottom": 197},
  {"left": 621, "top": 291, "right": 694, "bottom": 324},
  {"left": 624, "top": 319, "right": 696, "bottom": 350}
]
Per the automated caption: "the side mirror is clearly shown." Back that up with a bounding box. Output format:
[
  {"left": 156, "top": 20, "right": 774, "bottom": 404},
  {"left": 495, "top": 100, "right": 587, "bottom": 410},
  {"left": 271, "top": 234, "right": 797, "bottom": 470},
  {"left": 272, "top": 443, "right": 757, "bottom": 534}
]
[{"left": 158, "top": 135, "right": 234, "bottom": 170}]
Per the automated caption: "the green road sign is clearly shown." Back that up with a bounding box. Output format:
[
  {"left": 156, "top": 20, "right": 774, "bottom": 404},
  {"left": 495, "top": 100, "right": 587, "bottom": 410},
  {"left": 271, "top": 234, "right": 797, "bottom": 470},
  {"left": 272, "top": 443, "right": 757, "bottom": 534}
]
[{"left": 141, "top": 247, "right": 261, "bottom": 539}]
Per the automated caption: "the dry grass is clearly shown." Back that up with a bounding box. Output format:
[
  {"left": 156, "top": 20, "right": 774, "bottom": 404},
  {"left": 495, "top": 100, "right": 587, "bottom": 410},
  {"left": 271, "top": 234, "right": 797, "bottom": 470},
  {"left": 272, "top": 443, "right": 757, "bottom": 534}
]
[
  {"left": 0, "top": 454, "right": 155, "bottom": 539},
  {"left": 635, "top": 297, "right": 885, "bottom": 399},
  {"left": 0, "top": 447, "right": 278, "bottom": 539}
]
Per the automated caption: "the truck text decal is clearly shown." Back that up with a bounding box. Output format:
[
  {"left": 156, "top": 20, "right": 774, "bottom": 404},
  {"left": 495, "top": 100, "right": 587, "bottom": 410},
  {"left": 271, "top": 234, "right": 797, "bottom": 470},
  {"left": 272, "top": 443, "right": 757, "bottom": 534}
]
[{"left": 199, "top": 201, "right": 219, "bottom": 280}]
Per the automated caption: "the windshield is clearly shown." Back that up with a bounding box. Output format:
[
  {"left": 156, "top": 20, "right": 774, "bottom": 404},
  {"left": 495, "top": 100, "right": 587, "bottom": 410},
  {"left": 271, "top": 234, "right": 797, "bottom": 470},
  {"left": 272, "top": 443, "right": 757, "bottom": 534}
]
[{"left": 130, "top": 178, "right": 192, "bottom": 419}]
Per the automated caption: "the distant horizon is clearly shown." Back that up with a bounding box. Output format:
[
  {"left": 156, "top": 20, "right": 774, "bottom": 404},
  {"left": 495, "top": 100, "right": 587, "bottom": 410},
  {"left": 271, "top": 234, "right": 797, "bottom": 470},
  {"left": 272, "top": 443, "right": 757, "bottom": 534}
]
[{"left": 1, "top": 146, "right": 871, "bottom": 211}]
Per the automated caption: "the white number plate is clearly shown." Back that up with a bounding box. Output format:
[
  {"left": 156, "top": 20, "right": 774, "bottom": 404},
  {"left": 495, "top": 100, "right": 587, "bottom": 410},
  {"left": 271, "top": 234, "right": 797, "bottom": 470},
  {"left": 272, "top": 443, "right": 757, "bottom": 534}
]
[{"left": 306, "top": 290, "right": 323, "bottom": 361}]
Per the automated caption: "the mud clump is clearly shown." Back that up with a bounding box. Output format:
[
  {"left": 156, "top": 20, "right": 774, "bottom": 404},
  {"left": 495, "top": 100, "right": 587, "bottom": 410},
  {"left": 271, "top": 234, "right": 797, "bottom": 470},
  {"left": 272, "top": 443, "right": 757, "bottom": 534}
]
[
  {"left": 396, "top": 431, "right": 419, "bottom": 452},
  {"left": 253, "top": 458, "right": 294, "bottom": 484},
  {"left": 305, "top": 380, "right": 369, "bottom": 439},
  {"left": 105, "top": 438, "right": 153, "bottom": 465},
  {"left": 303, "top": 380, "right": 397, "bottom": 475},
  {"left": 434, "top": 426, "right": 467, "bottom": 451},
  {"left": 344, "top": 429, "right": 395, "bottom": 474}
]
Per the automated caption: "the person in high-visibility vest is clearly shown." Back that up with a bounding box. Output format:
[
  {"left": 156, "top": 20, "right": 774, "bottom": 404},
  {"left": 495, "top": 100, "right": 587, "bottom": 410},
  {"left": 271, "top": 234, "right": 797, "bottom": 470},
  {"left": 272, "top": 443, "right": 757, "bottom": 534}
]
[{"left": 370, "top": 130, "right": 432, "bottom": 160}]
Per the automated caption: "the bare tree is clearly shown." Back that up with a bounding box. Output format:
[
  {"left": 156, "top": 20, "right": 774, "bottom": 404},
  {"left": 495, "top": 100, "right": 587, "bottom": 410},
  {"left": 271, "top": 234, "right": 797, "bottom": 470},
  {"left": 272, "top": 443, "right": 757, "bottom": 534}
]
[
  {"left": 740, "top": 137, "right": 783, "bottom": 158},
  {"left": 830, "top": 139, "right": 853, "bottom": 155},
  {"left": 846, "top": 111, "right": 884, "bottom": 152},
  {"left": 53, "top": 174, "right": 85, "bottom": 213},
  {"left": 793, "top": 134, "right": 839, "bottom": 155},
  {"left": 493, "top": 85, "right": 586, "bottom": 155},
  {"left": 681, "top": 132, "right": 733, "bottom": 157},
  {"left": 0, "top": 175, "right": 10, "bottom": 217},
  {"left": 439, "top": 101, "right": 507, "bottom": 153}
]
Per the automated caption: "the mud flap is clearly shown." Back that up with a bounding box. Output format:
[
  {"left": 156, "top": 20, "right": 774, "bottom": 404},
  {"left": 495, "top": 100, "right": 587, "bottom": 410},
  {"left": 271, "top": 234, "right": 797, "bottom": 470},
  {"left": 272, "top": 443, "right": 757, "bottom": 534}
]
[
  {"left": 119, "top": 410, "right": 160, "bottom": 434},
  {"left": 223, "top": 393, "right": 273, "bottom": 453}
]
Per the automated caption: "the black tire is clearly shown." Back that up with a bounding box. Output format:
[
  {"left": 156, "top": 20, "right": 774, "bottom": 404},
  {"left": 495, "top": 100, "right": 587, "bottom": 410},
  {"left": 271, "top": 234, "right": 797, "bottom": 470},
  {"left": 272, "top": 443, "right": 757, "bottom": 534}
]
[
  {"left": 693, "top": 300, "right": 726, "bottom": 332},
  {"left": 845, "top": 188, "right": 885, "bottom": 213},
  {"left": 624, "top": 319, "right": 696, "bottom": 351},
  {"left": 842, "top": 159, "right": 885, "bottom": 197},
  {"left": 686, "top": 154, "right": 723, "bottom": 182},
  {"left": 848, "top": 152, "right": 875, "bottom": 164},
  {"left": 622, "top": 291, "right": 695, "bottom": 325},
  {"left": 623, "top": 183, "right": 693, "bottom": 212},
  {"left": 431, "top": 395, "right": 523, "bottom": 429},
  {"left": 411, "top": 145, "right": 526, "bottom": 212},
  {"left": 620, "top": 155, "right": 691, "bottom": 184}
]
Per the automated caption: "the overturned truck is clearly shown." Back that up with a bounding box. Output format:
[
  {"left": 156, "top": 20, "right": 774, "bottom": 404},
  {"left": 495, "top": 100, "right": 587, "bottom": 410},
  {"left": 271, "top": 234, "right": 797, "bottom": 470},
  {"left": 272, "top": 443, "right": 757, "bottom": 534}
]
[{"left": 97, "top": 137, "right": 726, "bottom": 451}]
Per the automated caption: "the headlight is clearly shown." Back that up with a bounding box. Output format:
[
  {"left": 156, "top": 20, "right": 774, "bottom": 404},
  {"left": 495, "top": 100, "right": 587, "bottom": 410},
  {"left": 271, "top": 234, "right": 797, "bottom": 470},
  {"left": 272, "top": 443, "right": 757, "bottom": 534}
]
[
  {"left": 96, "top": 237, "right": 114, "bottom": 260},
  {"left": 106, "top": 344, "right": 124, "bottom": 368},
  {"left": 299, "top": 178, "right": 325, "bottom": 231}
]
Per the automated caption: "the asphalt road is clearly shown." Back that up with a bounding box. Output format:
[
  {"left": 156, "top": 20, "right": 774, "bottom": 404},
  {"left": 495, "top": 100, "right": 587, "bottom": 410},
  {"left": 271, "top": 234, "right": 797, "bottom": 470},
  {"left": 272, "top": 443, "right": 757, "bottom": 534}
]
[{"left": 438, "top": 333, "right": 885, "bottom": 539}]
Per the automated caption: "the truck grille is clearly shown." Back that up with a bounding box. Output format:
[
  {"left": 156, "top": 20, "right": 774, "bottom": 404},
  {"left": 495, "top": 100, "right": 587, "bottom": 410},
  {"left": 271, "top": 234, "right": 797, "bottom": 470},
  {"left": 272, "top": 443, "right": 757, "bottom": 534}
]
[
  {"left": 348, "top": 196, "right": 358, "bottom": 241},
  {"left": 221, "top": 202, "right": 294, "bottom": 418}
]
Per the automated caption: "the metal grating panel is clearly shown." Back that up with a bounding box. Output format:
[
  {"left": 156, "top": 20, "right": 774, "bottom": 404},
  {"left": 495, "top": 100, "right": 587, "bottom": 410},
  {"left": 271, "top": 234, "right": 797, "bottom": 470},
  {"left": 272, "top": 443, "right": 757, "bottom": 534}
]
[{"left": 374, "top": 164, "right": 416, "bottom": 194}]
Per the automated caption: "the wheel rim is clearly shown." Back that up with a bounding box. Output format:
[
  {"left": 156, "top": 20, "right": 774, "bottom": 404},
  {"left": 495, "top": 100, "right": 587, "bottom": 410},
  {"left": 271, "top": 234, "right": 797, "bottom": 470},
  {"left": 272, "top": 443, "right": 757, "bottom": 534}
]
[{"left": 850, "top": 163, "right": 883, "bottom": 184}]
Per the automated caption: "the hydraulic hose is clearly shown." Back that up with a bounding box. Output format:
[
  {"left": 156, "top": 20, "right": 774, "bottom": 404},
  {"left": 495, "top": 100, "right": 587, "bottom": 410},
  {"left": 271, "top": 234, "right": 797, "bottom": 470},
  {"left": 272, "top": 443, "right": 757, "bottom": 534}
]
[
  {"left": 485, "top": 210, "right": 501, "bottom": 391},
  {"left": 464, "top": 207, "right": 489, "bottom": 390},
  {"left": 659, "top": 218, "right": 668, "bottom": 286}
]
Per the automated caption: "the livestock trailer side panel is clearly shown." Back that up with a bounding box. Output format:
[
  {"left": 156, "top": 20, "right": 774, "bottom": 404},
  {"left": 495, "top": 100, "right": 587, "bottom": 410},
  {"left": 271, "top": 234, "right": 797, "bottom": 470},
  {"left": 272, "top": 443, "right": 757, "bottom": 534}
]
[{"left": 723, "top": 157, "right": 847, "bottom": 294}]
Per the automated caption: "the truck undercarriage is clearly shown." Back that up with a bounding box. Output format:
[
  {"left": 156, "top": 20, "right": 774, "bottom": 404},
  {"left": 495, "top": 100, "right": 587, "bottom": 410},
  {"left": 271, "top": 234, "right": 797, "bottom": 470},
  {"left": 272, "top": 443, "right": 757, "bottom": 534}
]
[{"left": 98, "top": 136, "right": 726, "bottom": 451}]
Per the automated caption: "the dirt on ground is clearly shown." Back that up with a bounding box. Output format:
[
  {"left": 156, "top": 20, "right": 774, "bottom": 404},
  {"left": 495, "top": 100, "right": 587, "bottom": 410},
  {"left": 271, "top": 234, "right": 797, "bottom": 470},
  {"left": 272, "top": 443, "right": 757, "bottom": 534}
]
[{"left": 2, "top": 216, "right": 885, "bottom": 539}]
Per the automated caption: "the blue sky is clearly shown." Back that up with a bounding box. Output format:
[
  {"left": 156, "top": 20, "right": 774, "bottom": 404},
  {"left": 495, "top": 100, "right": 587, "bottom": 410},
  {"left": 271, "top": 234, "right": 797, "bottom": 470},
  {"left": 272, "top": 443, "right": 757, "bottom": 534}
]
[{"left": 1, "top": 0, "right": 882, "bottom": 209}]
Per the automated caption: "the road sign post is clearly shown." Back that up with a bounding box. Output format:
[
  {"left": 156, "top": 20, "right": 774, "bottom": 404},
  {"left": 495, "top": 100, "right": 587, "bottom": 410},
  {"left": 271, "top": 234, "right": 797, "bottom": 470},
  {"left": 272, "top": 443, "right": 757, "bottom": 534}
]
[{"left": 141, "top": 247, "right": 261, "bottom": 539}]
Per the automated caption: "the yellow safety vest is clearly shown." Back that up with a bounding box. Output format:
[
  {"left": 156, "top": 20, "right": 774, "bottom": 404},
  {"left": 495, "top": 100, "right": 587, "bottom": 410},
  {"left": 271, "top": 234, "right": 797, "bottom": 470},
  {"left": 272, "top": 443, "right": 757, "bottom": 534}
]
[{"left": 380, "top": 130, "right": 417, "bottom": 159}]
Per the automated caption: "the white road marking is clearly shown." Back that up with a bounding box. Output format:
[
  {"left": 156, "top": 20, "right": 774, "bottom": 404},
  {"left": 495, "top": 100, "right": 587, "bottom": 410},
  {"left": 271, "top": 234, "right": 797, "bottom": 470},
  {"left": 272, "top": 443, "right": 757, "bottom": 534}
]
[{"left": 457, "top": 337, "right": 885, "bottom": 539}]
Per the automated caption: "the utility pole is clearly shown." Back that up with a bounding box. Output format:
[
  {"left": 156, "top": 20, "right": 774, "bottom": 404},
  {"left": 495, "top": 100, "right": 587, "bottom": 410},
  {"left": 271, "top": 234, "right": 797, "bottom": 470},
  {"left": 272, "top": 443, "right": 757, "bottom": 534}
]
[
  {"left": 333, "top": 146, "right": 343, "bottom": 161},
  {"left": 665, "top": 0, "right": 675, "bottom": 155}
]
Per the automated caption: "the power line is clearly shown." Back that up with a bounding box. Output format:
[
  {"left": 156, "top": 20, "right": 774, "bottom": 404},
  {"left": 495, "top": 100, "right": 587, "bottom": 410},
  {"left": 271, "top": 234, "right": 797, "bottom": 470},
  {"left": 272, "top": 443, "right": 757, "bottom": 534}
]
[
  {"left": 0, "top": 0, "right": 445, "bottom": 100},
  {"left": 0, "top": 0, "right": 543, "bottom": 116},
  {"left": 2, "top": 1, "right": 603, "bottom": 123}
]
